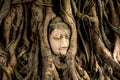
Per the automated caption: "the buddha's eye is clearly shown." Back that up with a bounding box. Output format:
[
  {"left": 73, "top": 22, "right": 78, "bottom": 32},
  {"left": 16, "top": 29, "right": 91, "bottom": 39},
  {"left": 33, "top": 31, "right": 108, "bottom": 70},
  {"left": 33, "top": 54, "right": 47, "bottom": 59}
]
[
  {"left": 54, "top": 35, "right": 62, "bottom": 40},
  {"left": 65, "top": 35, "right": 70, "bottom": 39}
]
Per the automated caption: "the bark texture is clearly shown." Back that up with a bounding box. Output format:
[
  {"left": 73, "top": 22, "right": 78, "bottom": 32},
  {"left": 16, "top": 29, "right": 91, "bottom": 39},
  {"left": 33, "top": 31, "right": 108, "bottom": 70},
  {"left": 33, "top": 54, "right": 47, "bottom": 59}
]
[{"left": 0, "top": 0, "right": 120, "bottom": 80}]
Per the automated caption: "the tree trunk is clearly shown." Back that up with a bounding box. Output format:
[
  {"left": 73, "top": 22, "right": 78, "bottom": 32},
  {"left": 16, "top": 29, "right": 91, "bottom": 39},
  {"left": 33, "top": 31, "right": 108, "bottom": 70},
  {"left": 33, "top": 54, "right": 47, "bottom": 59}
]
[{"left": 0, "top": 0, "right": 120, "bottom": 80}]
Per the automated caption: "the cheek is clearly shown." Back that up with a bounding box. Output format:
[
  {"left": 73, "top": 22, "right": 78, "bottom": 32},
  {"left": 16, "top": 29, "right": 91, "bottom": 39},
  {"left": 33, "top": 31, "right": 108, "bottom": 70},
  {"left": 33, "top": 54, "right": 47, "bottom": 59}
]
[
  {"left": 67, "top": 39, "right": 70, "bottom": 46},
  {"left": 64, "top": 39, "right": 70, "bottom": 48},
  {"left": 50, "top": 40, "right": 60, "bottom": 49},
  {"left": 49, "top": 39, "right": 61, "bottom": 54}
]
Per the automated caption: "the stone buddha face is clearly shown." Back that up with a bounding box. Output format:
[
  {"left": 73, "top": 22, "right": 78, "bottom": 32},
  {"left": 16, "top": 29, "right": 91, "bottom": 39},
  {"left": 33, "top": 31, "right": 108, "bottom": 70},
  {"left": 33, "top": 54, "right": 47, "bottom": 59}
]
[{"left": 49, "top": 18, "right": 71, "bottom": 56}]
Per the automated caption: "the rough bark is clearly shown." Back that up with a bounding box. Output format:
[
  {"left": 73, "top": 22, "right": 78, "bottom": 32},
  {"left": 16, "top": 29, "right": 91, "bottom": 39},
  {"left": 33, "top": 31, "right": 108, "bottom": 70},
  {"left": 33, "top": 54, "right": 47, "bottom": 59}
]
[{"left": 0, "top": 0, "right": 120, "bottom": 80}]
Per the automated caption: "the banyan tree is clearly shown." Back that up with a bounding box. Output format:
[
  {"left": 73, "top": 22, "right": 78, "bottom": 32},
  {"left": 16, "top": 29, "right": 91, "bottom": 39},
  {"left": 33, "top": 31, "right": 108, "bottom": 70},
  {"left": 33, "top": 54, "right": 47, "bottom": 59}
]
[{"left": 0, "top": 0, "right": 120, "bottom": 80}]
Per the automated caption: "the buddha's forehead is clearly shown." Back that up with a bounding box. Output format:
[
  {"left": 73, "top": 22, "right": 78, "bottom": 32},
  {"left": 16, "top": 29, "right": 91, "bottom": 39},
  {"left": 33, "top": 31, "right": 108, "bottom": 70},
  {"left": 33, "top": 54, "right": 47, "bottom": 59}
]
[{"left": 51, "top": 28, "right": 71, "bottom": 36}]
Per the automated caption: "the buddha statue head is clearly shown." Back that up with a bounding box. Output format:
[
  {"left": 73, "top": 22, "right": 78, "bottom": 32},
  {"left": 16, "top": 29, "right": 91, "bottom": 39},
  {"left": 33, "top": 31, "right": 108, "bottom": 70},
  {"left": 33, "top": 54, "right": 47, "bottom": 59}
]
[{"left": 48, "top": 17, "right": 71, "bottom": 56}]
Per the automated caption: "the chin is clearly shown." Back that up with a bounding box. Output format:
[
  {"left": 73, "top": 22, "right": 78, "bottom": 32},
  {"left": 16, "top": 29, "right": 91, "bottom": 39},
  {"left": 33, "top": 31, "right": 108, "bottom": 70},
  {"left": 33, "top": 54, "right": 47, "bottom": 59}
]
[{"left": 60, "top": 52, "right": 67, "bottom": 55}]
